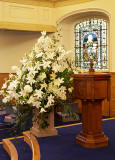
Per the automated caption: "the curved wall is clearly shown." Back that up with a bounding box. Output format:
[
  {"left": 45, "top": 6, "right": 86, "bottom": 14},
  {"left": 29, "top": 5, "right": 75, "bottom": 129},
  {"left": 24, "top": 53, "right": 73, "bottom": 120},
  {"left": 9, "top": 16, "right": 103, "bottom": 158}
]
[
  {"left": 55, "top": 0, "right": 114, "bottom": 71},
  {"left": 58, "top": 9, "right": 110, "bottom": 71}
]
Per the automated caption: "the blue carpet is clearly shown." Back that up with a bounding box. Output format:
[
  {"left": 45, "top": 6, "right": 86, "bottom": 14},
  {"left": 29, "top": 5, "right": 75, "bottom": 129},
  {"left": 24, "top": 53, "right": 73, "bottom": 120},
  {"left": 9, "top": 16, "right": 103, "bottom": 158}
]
[
  {"left": 0, "top": 119, "right": 115, "bottom": 160},
  {"left": 0, "top": 145, "right": 10, "bottom": 160},
  {"left": 11, "top": 138, "right": 32, "bottom": 160},
  {"left": 37, "top": 119, "right": 115, "bottom": 160}
]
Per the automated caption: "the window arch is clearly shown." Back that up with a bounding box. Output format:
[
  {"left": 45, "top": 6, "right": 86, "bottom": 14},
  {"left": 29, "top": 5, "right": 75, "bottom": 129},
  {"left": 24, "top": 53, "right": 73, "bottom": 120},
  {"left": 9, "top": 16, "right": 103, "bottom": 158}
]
[{"left": 74, "top": 18, "right": 108, "bottom": 70}]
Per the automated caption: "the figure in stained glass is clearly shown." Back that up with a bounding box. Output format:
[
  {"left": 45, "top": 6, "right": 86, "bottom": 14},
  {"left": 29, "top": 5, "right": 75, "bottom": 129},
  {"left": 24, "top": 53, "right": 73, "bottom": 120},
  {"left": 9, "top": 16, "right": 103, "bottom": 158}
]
[
  {"left": 83, "top": 33, "right": 98, "bottom": 62},
  {"left": 75, "top": 18, "right": 108, "bottom": 70}
]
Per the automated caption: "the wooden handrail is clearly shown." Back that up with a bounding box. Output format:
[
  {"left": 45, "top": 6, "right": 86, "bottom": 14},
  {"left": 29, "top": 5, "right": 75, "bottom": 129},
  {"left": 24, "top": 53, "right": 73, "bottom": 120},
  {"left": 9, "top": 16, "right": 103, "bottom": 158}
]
[
  {"left": 23, "top": 131, "right": 40, "bottom": 160},
  {"left": 2, "top": 139, "right": 18, "bottom": 160}
]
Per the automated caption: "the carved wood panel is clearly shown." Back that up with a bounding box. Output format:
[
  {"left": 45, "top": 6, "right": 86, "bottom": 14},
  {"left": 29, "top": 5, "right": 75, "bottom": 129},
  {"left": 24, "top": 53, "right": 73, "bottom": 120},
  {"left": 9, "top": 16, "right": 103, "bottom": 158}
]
[{"left": 73, "top": 73, "right": 111, "bottom": 116}]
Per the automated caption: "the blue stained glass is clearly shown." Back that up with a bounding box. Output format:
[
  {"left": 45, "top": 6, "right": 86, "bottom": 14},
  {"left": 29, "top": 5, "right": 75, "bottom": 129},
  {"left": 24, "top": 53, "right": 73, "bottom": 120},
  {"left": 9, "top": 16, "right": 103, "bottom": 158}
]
[{"left": 75, "top": 18, "right": 108, "bottom": 70}]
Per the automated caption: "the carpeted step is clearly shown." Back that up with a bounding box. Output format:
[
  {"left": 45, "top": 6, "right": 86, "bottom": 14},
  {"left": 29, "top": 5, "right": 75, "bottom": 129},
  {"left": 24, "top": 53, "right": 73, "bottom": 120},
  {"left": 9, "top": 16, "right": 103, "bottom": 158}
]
[
  {"left": 0, "top": 124, "right": 15, "bottom": 141},
  {"left": 0, "top": 129, "right": 12, "bottom": 140},
  {"left": 0, "top": 123, "right": 13, "bottom": 129}
]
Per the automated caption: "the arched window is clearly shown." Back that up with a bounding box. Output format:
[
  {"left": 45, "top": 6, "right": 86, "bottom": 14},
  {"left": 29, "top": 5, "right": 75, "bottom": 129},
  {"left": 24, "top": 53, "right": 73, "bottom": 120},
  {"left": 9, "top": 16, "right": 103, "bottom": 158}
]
[{"left": 74, "top": 18, "right": 108, "bottom": 70}]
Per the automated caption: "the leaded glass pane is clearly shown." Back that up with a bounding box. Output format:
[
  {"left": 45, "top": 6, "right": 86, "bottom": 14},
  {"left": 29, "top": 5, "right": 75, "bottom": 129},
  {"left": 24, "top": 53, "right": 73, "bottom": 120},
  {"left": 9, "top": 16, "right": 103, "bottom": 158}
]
[{"left": 75, "top": 18, "right": 108, "bottom": 70}]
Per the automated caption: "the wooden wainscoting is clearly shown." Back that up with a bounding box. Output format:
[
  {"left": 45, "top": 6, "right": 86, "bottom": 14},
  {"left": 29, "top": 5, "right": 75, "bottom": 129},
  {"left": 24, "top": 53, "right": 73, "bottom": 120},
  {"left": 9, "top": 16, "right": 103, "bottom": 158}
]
[
  {"left": 0, "top": 73, "right": 9, "bottom": 89},
  {"left": 0, "top": 73, "right": 9, "bottom": 90},
  {"left": 110, "top": 72, "right": 115, "bottom": 116}
]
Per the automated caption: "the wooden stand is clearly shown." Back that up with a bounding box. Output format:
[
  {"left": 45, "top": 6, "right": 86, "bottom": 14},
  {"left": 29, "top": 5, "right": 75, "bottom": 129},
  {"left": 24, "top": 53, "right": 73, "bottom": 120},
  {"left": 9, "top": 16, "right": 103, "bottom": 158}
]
[
  {"left": 31, "top": 110, "right": 58, "bottom": 137},
  {"left": 73, "top": 72, "right": 110, "bottom": 148}
]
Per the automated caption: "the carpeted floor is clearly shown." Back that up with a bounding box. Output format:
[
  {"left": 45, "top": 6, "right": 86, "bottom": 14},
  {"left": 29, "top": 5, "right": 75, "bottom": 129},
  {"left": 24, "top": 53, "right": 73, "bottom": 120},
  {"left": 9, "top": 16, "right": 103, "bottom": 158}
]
[
  {"left": 0, "top": 118, "right": 115, "bottom": 160},
  {"left": 11, "top": 138, "right": 32, "bottom": 160},
  {"left": 0, "top": 144, "right": 10, "bottom": 160},
  {"left": 10, "top": 119, "right": 115, "bottom": 160},
  {"left": 37, "top": 119, "right": 115, "bottom": 160}
]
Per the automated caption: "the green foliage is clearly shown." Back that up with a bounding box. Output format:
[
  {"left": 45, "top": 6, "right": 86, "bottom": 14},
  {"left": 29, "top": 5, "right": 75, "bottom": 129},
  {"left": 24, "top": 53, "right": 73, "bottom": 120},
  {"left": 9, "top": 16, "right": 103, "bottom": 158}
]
[
  {"left": 38, "top": 107, "right": 53, "bottom": 129},
  {"left": 63, "top": 104, "right": 79, "bottom": 120},
  {"left": 13, "top": 105, "right": 33, "bottom": 136}
]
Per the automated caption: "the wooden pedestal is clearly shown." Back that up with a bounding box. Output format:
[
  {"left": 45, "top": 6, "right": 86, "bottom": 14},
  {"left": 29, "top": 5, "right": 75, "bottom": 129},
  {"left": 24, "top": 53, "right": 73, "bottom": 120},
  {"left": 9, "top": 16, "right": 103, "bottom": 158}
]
[
  {"left": 76, "top": 100, "right": 108, "bottom": 148},
  {"left": 31, "top": 110, "right": 58, "bottom": 137},
  {"left": 73, "top": 73, "right": 110, "bottom": 148}
]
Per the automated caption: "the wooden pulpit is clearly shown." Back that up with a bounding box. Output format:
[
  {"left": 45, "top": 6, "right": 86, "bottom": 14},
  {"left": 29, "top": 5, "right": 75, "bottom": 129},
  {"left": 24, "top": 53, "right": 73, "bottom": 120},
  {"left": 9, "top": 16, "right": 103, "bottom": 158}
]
[{"left": 73, "top": 72, "right": 111, "bottom": 148}]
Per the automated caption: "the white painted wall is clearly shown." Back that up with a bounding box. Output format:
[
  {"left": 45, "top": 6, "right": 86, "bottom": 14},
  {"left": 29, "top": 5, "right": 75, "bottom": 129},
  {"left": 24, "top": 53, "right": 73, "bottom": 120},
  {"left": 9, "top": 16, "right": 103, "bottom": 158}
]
[{"left": 0, "top": 30, "right": 41, "bottom": 72}]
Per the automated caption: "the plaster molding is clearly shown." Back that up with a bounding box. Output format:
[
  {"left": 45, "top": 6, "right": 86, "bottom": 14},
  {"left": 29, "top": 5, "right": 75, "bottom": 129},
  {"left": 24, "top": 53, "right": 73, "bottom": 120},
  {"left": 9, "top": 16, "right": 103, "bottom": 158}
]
[
  {"left": 0, "top": 21, "right": 56, "bottom": 32},
  {"left": 0, "top": 0, "right": 94, "bottom": 7},
  {"left": 57, "top": 8, "right": 111, "bottom": 24},
  {"left": 54, "top": 0, "right": 95, "bottom": 7}
]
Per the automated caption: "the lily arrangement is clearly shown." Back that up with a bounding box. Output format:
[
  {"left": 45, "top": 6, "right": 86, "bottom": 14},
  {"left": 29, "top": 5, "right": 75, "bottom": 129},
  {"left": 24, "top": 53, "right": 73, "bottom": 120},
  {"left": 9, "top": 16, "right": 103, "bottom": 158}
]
[{"left": 1, "top": 31, "right": 77, "bottom": 129}]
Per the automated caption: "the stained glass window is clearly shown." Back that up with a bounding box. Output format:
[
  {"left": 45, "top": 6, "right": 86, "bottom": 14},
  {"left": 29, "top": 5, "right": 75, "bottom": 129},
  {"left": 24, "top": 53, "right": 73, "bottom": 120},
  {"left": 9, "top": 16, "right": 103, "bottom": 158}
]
[{"left": 74, "top": 18, "right": 108, "bottom": 70}]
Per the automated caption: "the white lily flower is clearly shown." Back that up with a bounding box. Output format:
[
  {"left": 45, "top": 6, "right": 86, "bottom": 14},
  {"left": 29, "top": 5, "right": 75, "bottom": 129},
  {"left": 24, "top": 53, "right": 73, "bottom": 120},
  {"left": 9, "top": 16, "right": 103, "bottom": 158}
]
[
  {"left": 8, "top": 80, "right": 19, "bottom": 90},
  {"left": 36, "top": 52, "right": 43, "bottom": 58},
  {"left": 26, "top": 74, "right": 35, "bottom": 85},
  {"left": 27, "top": 66, "right": 37, "bottom": 75},
  {"left": 40, "top": 108, "right": 46, "bottom": 113},
  {"left": 52, "top": 63, "right": 61, "bottom": 73},
  {"left": 38, "top": 73, "right": 46, "bottom": 81},
  {"left": 2, "top": 83, "right": 7, "bottom": 89},
  {"left": 42, "top": 60, "right": 51, "bottom": 69},
  {"left": 32, "top": 101, "right": 41, "bottom": 109},
  {"left": 2, "top": 96, "right": 11, "bottom": 103},
  {"left": 20, "top": 58, "right": 27, "bottom": 64},
  {"left": 27, "top": 96, "right": 36, "bottom": 104},
  {"left": 29, "top": 52, "right": 34, "bottom": 59},
  {"left": 68, "top": 87, "right": 74, "bottom": 93},
  {"left": 54, "top": 78, "right": 64, "bottom": 87},
  {"left": 41, "top": 31, "right": 46, "bottom": 36},
  {"left": 11, "top": 66, "right": 19, "bottom": 71},
  {"left": 41, "top": 83, "right": 47, "bottom": 89},
  {"left": 34, "top": 89, "right": 43, "bottom": 99},
  {"left": 24, "top": 85, "right": 33, "bottom": 93},
  {"left": 47, "top": 94, "right": 55, "bottom": 106}
]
